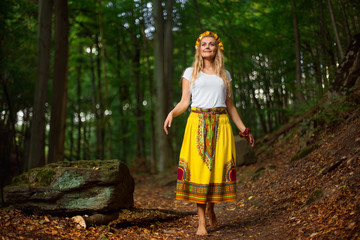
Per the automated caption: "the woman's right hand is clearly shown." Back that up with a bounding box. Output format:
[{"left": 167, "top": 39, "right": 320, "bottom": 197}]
[
  {"left": 163, "top": 78, "right": 191, "bottom": 135},
  {"left": 163, "top": 112, "right": 173, "bottom": 135}
]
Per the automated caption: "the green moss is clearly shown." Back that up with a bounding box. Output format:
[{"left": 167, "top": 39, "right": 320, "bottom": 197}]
[
  {"left": 252, "top": 167, "right": 266, "bottom": 180},
  {"left": 35, "top": 169, "right": 56, "bottom": 186},
  {"left": 291, "top": 144, "right": 320, "bottom": 163},
  {"left": 305, "top": 189, "right": 324, "bottom": 205},
  {"left": 269, "top": 165, "right": 277, "bottom": 170},
  {"left": 8, "top": 160, "right": 121, "bottom": 187},
  {"left": 10, "top": 168, "right": 55, "bottom": 186},
  {"left": 50, "top": 159, "right": 120, "bottom": 169},
  {"left": 11, "top": 173, "right": 27, "bottom": 186}
]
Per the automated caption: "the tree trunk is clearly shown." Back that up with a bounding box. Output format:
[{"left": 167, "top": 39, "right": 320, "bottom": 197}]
[
  {"left": 291, "top": 0, "right": 306, "bottom": 105},
  {"left": 21, "top": 109, "right": 31, "bottom": 170},
  {"left": 115, "top": 42, "right": 129, "bottom": 162},
  {"left": 76, "top": 47, "right": 82, "bottom": 160},
  {"left": 133, "top": 42, "right": 146, "bottom": 160},
  {"left": 318, "top": 0, "right": 328, "bottom": 84},
  {"left": 95, "top": 35, "right": 105, "bottom": 160},
  {"left": 193, "top": 0, "right": 203, "bottom": 32},
  {"left": 145, "top": 35, "right": 156, "bottom": 172},
  {"left": 313, "top": 46, "right": 324, "bottom": 96},
  {"left": 1, "top": 82, "right": 19, "bottom": 163},
  {"left": 164, "top": 0, "right": 174, "bottom": 115},
  {"left": 28, "top": 0, "right": 53, "bottom": 169},
  {"left": 69, "top": 109, "right": 74, "bottom": 161},
  {"left": 140, "top": 13, "right": 156, "bottom": 170},
  {"left": 318, "top": 0, "right": 336, "bottom": 86},
  {"left": 338, "top": 0, "right": 352, "bottom": 47},
  {"left": 153, "top": 0, "right": 174, "bottom": 172},
  {"left": 330, "top": 34, "right": 360, "bottom": 94},
  {"left": 327, "top": 0, "right": 344, "bottom": 60},
  {"left": 248, "top": 77, "right": 267, "bottom": 134},
  {"left": 349, "top": 7, "right": 359, "bottom": 34},
  {"left": 98, "top": 0, "right": 112, "bottom": 159},
  {"left": 84, "top": 121, "right": 91, "bottom": 160},
  {"left": 89, "top": 45, "right": 98, "bottom": 159},
  {"left": 48, "top": 0, "right": 69, "bottom": 164}
]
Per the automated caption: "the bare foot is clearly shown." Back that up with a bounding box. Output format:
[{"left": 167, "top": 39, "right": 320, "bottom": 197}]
[
  {"left": 196, "top": 203, "right": 208, "bottom": 235},
  {"left": 196, "top": 223, "right": 208, "bottom": 235},
  {"left": 206, "top": 204, "right": 218, "bottom": 228},
  {"left": 207, "top": 209, "right": 218, "bottom": 228}
]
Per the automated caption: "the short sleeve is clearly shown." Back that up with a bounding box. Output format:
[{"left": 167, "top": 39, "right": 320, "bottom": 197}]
[
  {"left": 182, "top": 67, "right": 193, "bottom": 82},
  {"left": 226, "top": 70, "right": 232, "bottom": 81}
]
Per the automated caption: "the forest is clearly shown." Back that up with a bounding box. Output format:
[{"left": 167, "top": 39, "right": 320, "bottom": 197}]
[
  {"left": 1, "top": 0, "right": 360, "bottom": 239},
  {"left": 1, "top": 0, "right": 358, "bottom": 174}
]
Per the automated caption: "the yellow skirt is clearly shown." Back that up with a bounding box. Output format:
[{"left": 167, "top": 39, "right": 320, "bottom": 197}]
[{"left": 176, "top": 107, "right": 236, "bottom": 204}]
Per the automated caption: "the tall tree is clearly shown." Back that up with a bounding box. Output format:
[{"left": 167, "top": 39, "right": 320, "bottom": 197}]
[
  {"left": 95, "top": 34, "right": 105, "bottom": 160},
  {"left": 327, "top": 0, "right": 344, "bottom": 60},
  {"left": 153, "top": 0, "right": 174, "bottom": 171},
  {"left": 48, "top": 0, "right": 69, "bottom": 164},
  {"left": 338, "top": 0, "right": 352, "bottom": 46},
  {"left": 291, "top": 0, "right": 306, "bottom": 104},
  {"left": 193, "top": 0, "right": 203, "bottom": 32},
  {"left": 75, "top": 46, "right": 83, "bottom": 161},
  {"left": 98, "top": 0, "right": 113, "bottom": 159},
  {"left": 28, "top": 0, "right": 53, "bottom": 169}
]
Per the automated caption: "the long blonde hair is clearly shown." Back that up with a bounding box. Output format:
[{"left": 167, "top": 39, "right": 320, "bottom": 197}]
[{"left": 190, "top": 35, "right": 232, "bottom": 98}]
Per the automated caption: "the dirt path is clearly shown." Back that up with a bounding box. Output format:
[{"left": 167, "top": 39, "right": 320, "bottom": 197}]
[{"left": 131, "top": 162, "right": 292, "bottom": 240}]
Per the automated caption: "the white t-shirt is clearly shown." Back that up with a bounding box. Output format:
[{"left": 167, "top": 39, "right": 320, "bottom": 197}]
[{"left": 182, "top": 67, "right": 232, "bottom": 109}]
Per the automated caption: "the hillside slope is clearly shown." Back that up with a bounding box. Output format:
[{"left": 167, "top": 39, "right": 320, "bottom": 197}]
[{"left": 236, "top": 89, "right": 360, "bottom": 239}]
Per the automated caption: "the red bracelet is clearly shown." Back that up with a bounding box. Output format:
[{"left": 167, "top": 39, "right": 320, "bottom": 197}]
[{"left": 239, "top": 128, "right": 250, "bottom": 138}]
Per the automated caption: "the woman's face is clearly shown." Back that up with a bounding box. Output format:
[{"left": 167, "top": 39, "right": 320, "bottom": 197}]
[{"left": 200, "top": 36, "right": 217, "bottom": 59}]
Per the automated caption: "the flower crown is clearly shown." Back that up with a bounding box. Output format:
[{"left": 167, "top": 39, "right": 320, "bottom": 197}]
[{"left": 195, "top": 31, "right": 224, "bottom": 51}]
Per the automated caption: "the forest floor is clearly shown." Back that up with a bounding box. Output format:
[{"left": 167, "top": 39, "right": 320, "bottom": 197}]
[{"left": 1, "top": 99, "right": 360, "bottom": 239}]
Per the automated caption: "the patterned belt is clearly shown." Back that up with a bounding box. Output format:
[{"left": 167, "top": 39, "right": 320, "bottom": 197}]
[{"left": 191, "top": 107, "right": 227, "bottom": 114}]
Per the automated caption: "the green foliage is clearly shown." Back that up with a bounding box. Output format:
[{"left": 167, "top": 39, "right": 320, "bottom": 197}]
[
  {"left": 1, "top": 0, "right": 359, "bottom": 171},
  {"left": 314, "top": 98, "right": 357, "bottom": 127},
  {"left": 0, "top": 0, "right": 37, "bottom": 107}
]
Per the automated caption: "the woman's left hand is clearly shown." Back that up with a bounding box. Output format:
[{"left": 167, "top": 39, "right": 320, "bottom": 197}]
[{"left": 247, "top": 134, "right": 255, "bottom": 147}]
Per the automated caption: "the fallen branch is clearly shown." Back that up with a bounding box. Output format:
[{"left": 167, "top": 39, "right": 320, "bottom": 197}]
[{"left": 72, "top": 208, "right": 196, "bottom": 229}]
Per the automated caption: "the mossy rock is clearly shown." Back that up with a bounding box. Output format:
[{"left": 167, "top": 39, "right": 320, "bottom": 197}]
[
  {"left": 4, "top": 160, "right": 134, "bottom": 215},
  {"left": 8, "top": 160, "right": 123, "bottom": 187}
]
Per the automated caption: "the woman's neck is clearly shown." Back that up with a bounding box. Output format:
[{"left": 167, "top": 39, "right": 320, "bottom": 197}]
[{"left": 202, "top": 58, "right": 215, "bottom": 71}]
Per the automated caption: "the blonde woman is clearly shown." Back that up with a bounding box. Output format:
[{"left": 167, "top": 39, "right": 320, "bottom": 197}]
[{"left": 164, "top": 31, "right": 254, "bottom": 235}]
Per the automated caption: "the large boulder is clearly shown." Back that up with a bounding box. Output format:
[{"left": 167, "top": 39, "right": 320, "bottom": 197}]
[
  {"left": 4, "top": 160, "right": 134, "bottom": 215},
  {"left": 234, "top": 135, "right": 256, "bottom": 166}
]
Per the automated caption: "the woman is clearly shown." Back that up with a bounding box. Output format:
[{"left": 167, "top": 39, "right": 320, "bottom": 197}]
[{"left": 164, "top": 31, "right": 255, "bottom": 235}]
